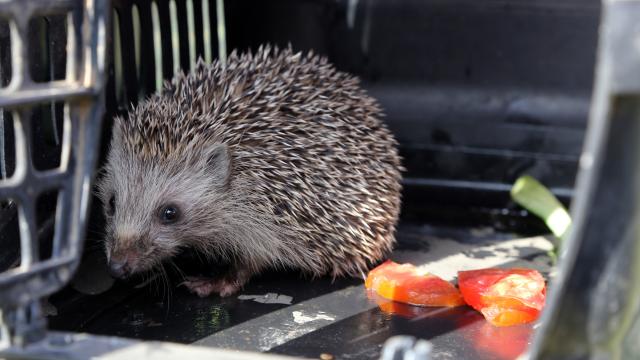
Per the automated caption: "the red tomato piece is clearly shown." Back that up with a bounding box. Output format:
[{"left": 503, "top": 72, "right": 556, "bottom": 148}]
[
  {"left": 365, "top": 261, "right": 465, "bottom": 307},
  {"left": 458, "top": 268, "right": 546, "bottom": 326}
]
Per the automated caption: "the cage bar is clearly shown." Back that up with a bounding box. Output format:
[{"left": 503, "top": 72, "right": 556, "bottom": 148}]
[{"left": 0, "top": 0, "right": 107, "bottom": 348}]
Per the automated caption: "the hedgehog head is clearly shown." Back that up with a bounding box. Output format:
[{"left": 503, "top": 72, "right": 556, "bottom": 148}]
[{"left": 96, "top": 116, "right": 232, "bottom": 279}]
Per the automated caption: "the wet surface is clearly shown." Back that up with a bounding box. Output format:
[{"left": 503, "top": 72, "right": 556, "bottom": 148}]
[
  {"left": 267, "top": 297, "right": 536, "bottom": 360},
  {"left": 49, "top": 270, "right": 360, "bottom": 343},
  {"left": 48, "top": 223, "right": 553, "bottom": 359}
]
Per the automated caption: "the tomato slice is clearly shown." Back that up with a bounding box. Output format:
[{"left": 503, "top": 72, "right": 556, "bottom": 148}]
[
  {"left": 365, "top": 261, "right": 465, "bottom": 307},
  {"left": 458, "top": 268, "right": 546, "bottom": 326}
]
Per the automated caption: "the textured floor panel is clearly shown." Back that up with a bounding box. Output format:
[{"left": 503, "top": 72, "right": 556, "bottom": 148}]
[{"left": 48, "top": 224, "right": 554, "bottom": 359}]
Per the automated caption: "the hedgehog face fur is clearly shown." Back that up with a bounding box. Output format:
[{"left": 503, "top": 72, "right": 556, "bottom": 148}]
[
  {"left": 97, "top": 45, "right": 403, "bottom": 296},
  {"left": 97, "top": 125, "right": 232, "bottom": 277}
]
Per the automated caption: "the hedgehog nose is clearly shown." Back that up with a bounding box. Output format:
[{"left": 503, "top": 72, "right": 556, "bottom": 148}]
[{"left": 108, "top": 259, "right": 130, "bottom": 279}]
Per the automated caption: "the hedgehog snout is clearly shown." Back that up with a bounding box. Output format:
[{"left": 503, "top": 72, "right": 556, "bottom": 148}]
[
  {"left": 108, "top": 235, "right": 145, "bottom": 279},
  {"left": 108, "top": 248, "right": 150, "bottom": 279},
  {"left": 108, "top": 257, "right": 130, "bottom": 279}
]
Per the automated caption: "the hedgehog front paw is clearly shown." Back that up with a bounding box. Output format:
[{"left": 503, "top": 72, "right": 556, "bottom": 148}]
[{"left": 181, "top": 276, "right": 243, "bottom": 298}]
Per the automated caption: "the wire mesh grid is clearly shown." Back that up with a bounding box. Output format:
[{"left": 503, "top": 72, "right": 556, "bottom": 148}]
[{"left": 0, "top": 0, "right": 107, "bottom": 347}]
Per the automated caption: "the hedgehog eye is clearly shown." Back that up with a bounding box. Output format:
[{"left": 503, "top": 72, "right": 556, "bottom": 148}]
[
  {"left": 159, "top": 205, "right": 180, "bottom": 225},
  {"left": 107, "top": 195, "right": 116, "bottom": 216}
]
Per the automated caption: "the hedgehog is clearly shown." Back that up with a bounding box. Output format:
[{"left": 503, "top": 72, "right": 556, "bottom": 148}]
[{"left": 96, "top": 45, "right": 403, "bottom": 297}]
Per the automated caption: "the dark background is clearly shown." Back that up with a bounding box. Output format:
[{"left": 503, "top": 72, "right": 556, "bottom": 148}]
[{"left": 215, "top": 0, "right": 599, "bottom": 230}]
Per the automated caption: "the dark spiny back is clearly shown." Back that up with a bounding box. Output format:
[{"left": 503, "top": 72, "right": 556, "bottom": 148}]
[{"left": 118, "top": 45, "right": 403, "bottom": 276}]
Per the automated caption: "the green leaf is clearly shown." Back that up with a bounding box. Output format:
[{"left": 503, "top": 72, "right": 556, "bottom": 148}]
[{"left": 511, "top": 175, "right": 572, "bottom": 239}]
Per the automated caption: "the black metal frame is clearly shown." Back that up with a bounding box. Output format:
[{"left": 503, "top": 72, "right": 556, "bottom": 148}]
[{"left": 530, "top": 0, "right": 640, "bottom": 357}]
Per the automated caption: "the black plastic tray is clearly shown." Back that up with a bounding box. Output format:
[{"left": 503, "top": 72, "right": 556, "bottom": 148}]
[{"left": 49, "top": 223, "right": 553, "bottom": 359}]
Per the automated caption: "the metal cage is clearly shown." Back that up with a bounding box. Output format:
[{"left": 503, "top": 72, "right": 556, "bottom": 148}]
[{"left": 0, "top": 0, "right": 107, "bottom": 347}]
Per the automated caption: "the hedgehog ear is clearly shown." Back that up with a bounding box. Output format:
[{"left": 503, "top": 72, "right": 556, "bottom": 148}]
[{"left": 204, "top": 143, "right": 231, "bottom": 186}]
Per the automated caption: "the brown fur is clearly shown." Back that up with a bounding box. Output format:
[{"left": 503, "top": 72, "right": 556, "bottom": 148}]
[{"left": 96, "top": 45, "right": 403, "bottom": 296}]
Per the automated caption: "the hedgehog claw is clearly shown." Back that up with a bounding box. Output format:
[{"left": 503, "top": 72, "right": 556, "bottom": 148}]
[{"left": 181, "top": 276, "right": 243, "bottom": 298}]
